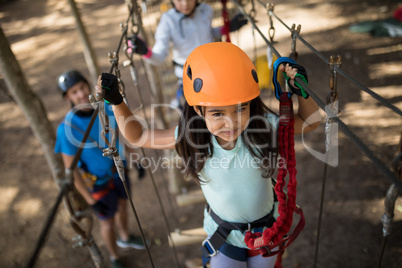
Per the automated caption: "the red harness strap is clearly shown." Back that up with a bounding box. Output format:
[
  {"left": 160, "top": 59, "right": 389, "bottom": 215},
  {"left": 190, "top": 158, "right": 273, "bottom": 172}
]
[
  {"left": 221, "top": 0, "right": 231, "bottom": 42},
  {"left": 91, "top": 179, "right": 116, "bottom": 200},
  {"left": 244, "top": 93, "right": 305, "bottom": 266}
]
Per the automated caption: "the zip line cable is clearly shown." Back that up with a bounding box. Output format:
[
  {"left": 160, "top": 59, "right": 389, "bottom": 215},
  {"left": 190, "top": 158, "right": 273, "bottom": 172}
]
[
  {"left": 232, "top": 0, "right": 402, "bottom": 191},
  {"left": 95, "top": 3, "right": 158, "bottom": 266},
  {"left": 236, "top": 1, "right": 402, "bottom": 266},
  {"left": 27, "top": 106, "right": 101, "bottom": 268},
  {"left": 336, "top": 68, "right": 402, "bottom": 116},
  {"left": 27, "top": 185, "right": 68, "bottom": 268},
  {"left": 256, "top": 0, "right": 402, "bottom": 118},
  {"left": 377, "top": 146, "right": 401, "bottom": 267},
  {"left": 101, "top": 1, "right": 182, "bottom": 266},
  {"left": 125, "top": 3, "right": 182, "bottom": 267},
  {"left": 28, "top": 2, "right": 180, "bottom": 267},
  {"left": 26, "top": 1, "right": 401, "bottom": 267},
  {"left": 123, "top": 30, "right": 181, "bottom": 268},
  {"left": 299, "top": 71, "right": 402, "bottom": 191},
  {"left": 91, "top": 98, "right": 155, "bottom": 267},
  {"left": 234, "top": 2, "right": 280, "bottom": 58},
  {"left": 313, "top": 56, "right": 341, "bottom": 268},
  {"left": 69, "top": 106, "right": 100, "bottom": 171},
  {"left": 263, "top": 1, "right": 402, "bottom": 117}
]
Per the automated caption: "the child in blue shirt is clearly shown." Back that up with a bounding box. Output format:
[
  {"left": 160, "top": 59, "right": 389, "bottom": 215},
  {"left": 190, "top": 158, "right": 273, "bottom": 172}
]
[{"left": 55, "top": 70, "right": 147, "bottom": 268}]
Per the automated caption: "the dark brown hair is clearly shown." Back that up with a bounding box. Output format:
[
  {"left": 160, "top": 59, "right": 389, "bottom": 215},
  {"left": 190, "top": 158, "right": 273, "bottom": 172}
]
[{"left": 175, "top": 96, "right": 278, "bottom": 183}]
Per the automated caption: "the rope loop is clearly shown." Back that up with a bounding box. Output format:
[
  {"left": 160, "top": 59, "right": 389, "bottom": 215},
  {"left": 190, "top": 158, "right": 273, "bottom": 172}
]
[
  {"left": 327, "top": 55, "right": 342, "bottom": 113},
  {"left": 326, "top": 91, "right": 338, "bottom": 106},
  {"left": 131, "top": 24, "right": 139, "bottom": 36},
  {"left": 289, "top": 24, "right": 301, "bottom": 60},
  {"left": 250, "top": 0, "right": 256, "bottom": 18}
]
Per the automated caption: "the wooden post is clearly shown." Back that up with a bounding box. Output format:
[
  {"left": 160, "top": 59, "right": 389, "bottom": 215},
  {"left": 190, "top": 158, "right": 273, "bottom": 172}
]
[{"left": 68, "top": 0, "right": 100, "bottom": 88}]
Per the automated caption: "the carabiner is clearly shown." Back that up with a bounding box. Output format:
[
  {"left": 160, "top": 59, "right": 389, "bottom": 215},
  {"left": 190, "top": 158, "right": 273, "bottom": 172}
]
[{"left": 272, "top": 57, "right": 298, "bottom": 100}]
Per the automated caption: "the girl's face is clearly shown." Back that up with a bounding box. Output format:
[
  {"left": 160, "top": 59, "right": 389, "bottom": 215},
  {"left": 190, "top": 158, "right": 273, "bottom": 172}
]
[
  {"left": 196, "top": 102, "right": 251, "bottom": 149},
  {"left": 172, "top": 0, "right": 197, "bottom": 16}
]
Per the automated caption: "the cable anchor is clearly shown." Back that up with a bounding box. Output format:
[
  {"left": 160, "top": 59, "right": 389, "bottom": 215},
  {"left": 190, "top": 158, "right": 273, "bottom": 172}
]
[
  {"left": 266, "top": 3, "right": 275, "bottom": 43},
  {"left": 289, "top": 24, "right": 301, "bottom": 60},
  {"left": 327, "top": 55, "right": 342, "bottom": 114}
]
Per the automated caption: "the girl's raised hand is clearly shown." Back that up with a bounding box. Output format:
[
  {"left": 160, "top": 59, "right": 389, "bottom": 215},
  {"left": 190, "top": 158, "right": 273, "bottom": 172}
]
[
  {"left": 280, "top": 63, "right": 298, "bottom": 87},
  {"left": 95, "top": 73, "right": 123, "bottom": 105},
  {"left": 280, "top": 63, "right": 309, "bottom": 99}
]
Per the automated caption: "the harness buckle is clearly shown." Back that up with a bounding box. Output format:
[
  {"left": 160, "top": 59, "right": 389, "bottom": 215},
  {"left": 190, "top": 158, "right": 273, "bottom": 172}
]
[
  {"left": 201, "top": 238, "right": 218, "bottom": 258},
  {"left": 260, "top": 245, "right": 272, "bottom": 257}
]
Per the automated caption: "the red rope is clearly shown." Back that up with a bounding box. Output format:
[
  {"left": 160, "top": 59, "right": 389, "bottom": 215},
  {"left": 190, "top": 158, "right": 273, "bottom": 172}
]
[
  {"left": 244, "top": 92, "right": 304, "bottom": 264},
  {"left": 221, "top": 0, "right": 231, "bottom": 42}
]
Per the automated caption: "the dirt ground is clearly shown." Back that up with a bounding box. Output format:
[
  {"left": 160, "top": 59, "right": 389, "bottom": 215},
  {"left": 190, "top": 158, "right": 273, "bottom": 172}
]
[{"left": 0, "top": 0, "right": 401, "bottom": 267}]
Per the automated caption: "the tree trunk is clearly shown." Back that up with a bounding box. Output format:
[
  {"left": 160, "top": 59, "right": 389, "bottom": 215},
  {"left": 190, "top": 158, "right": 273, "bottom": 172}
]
[
  {"left": 0, "top": 25, "right": 102, "bottom": 266},
  {"left": 68, "top": 0, "right": 100, "bottom": 88},
  {"left": 0, "top": 25, "right": 65, "bottom": 185}
]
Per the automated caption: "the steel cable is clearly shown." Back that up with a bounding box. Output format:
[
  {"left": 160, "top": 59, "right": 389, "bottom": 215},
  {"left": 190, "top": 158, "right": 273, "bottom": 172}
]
[
  {"left": 266, "top": 3, "right": 402, "bottom": 117},
  {"left": 232, "top": 0, "right": 402, "bottom": 191},
  {"left": 103, "top": 1, "right": 181, "bottom": 266},
  {"left": 27, "top": 107, "right": 100, "bottom": 267}
]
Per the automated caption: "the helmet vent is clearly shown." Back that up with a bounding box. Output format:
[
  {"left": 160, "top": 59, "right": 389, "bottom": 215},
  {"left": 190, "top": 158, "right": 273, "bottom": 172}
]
[
  {"left": 251, "top": 69, "right": 259, "bottom": 83},
  {"left": 193, "top": 78, "right": 203, "bottom": 93},
  {"left": 186, "top": 65, "right": 192, "bottom": 80}
]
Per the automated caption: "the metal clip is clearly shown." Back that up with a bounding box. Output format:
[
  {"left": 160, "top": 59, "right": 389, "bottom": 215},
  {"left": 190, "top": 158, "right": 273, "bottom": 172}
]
[
  {"left": 108, "top": 52, "right": 118, "bottom": 70},
  {"left": 327, "top": 55, "right": 342, "bottom": 114},
  {"left": 267, "top": 3, "right": 275, "bottom": 43},
  {"left": 290, "top": 24, "right": 301, "bottom": 60}
]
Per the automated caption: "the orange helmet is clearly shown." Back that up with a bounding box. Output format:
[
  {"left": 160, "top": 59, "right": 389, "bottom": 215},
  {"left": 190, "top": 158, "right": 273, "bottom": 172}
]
[{"left": 183, "top": 42, "right": 260, "bottom": 106}]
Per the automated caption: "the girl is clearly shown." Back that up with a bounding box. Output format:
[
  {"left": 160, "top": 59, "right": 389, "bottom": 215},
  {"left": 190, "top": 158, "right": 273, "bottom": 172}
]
[
  {"left": 128, "top": 0, "right": 247, "bottom": 108},
  {"left": 97, "top": 42, "right": 320, "bottom": 268}
]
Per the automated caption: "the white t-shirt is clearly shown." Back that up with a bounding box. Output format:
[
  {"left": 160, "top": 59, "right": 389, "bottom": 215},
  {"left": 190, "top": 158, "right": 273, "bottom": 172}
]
[{"left": 145, "top": 3, "right": 222, "bottom": 78}]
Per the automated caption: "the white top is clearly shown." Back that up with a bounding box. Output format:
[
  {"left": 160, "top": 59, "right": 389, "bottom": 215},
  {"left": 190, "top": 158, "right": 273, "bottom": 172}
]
[{"left": 145, "top": 3, "right": 222, "bottom": 78}]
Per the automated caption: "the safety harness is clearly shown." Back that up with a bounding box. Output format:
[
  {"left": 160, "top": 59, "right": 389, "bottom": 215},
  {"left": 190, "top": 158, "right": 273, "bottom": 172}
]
[
  {"left": 201, "top": 203, "right": 276, "bottom": 260},
  {"left": 201, "top": 57, "right": 306, "bottom": 267},
  {"left": 244, "top": 57, "right": 306, "bottom": 265}
]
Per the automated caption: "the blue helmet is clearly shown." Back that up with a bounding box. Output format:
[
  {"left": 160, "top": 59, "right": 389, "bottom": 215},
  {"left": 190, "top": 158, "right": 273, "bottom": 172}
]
[{"left": 57, "top": 70, "right": 88, "bottom": 96}]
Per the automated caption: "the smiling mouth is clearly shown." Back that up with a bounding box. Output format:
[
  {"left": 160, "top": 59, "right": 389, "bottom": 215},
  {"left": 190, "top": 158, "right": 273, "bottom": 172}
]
[{"left": 221, "top": 129, "right": 238, "bottom": 136}]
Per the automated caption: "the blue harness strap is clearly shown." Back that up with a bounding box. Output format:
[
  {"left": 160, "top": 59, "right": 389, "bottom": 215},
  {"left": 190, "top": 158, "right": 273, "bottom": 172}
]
[
  {"left": 202, "top": 242, "right": 248, "bottom": 267},
  {"left": 272, "top": 57, "right": 298, "bottom": 100},
  {"left": 201, "top": 204, "right": 275, "bottom": 267}
]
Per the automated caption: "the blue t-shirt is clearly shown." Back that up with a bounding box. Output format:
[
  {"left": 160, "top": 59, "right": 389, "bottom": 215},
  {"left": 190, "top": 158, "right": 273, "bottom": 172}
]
[{"left": 55, "top": 104, "right": 125, "bottom": 185}]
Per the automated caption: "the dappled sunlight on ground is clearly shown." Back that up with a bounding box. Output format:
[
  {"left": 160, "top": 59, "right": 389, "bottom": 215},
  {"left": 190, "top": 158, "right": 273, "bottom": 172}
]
[
  {"left": 14, "top": 198, "right": 43, "bottom": 218},
  {"left": 0, "top": 0, "right": 401, "bottom": 267},
  {"left": 369, "top": 61, "right": 402, "bottom": 80},
  {"left": 0, "top": 187, "right": 19, "bottom": 213}
]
